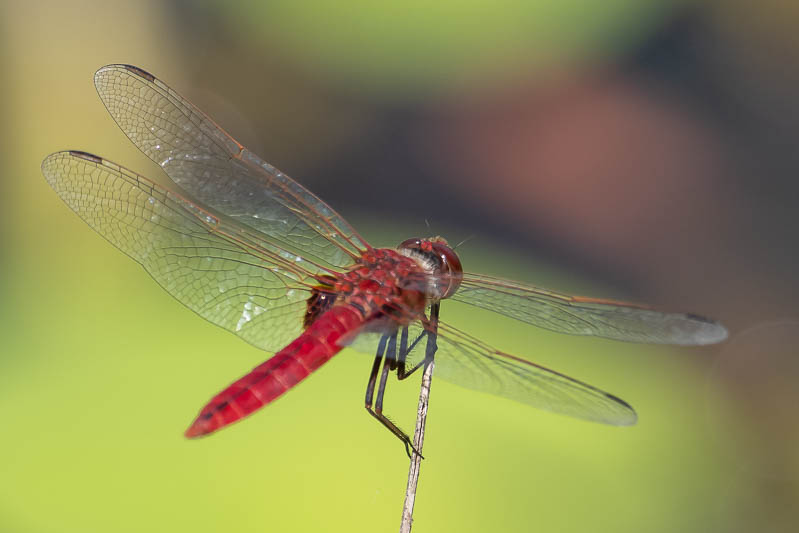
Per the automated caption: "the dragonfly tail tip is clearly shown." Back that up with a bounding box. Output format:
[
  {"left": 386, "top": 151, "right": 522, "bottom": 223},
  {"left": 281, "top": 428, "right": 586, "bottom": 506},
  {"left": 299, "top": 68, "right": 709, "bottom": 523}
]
[{"left": 184, "top": 419, "right": 212, "bottom": 439}]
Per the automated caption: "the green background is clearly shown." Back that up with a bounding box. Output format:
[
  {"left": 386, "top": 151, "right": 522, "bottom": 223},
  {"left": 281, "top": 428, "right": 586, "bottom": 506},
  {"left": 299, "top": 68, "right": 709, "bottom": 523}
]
[{"left": 2, "top": 1, "right": 797, "bottom": 532}]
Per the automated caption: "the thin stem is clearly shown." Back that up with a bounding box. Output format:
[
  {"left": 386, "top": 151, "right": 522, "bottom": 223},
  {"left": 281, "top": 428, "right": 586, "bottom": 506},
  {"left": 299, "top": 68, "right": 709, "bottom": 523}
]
[{"left": 399, "top": 303, "right": 439, "bottom": 533}]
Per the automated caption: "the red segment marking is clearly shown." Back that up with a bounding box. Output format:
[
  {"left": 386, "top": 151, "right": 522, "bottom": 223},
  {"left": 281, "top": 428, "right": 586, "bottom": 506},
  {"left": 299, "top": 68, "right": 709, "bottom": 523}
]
[{"left": 185, "top": 305, "right": 364, "bottom": 438}]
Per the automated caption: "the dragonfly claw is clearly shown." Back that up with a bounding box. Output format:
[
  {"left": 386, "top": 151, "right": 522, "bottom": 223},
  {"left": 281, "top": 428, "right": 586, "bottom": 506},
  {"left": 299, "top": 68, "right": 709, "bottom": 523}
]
[{"left": 404, "top": 439, "right": 424, "bottom": 460}]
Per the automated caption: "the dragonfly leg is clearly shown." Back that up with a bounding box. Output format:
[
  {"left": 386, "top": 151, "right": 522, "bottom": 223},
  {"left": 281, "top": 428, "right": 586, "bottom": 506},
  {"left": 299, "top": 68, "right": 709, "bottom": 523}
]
[
  {"left": 397, "top": 304, "right": 440, "bottom": 379},
  {"left": 364, "top": 335, "right": 387, "bottom": 410},
  {"left": 364, "top": 331, "right": 423, "bottom": 459},
  {"left": 395, "top": 326, "right": 428, "bottom": 380}
]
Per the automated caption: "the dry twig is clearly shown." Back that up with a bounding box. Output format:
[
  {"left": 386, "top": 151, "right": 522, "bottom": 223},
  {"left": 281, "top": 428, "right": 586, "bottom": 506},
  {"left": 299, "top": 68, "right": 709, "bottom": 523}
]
[{"left": 399, "top": 303, "right": 439, "bottom": 533}]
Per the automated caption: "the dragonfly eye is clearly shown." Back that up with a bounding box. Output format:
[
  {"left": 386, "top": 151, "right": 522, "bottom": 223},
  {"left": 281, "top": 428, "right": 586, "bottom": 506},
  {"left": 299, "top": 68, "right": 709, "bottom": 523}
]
[
  {"left": 430, "top": 241, "right": 463, "bottom": 299},
  {"left": 398, "top": 237, "right": 423, "bottom": 250},
  {"left": 398, "top": 237, "right": 463, "bottom": 299}
]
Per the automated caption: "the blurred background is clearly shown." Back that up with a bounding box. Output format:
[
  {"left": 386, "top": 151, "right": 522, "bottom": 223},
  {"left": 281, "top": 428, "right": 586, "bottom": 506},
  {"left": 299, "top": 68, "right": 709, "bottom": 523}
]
[{"left": 2, "top": 1, "right": 798, "bottom": 532}]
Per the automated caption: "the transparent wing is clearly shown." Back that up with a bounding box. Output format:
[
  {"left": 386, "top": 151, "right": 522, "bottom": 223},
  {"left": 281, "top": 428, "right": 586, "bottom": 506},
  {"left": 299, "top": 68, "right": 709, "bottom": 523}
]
[
  {"left": 347, "top": 318, "right": 637, "bottom": 426},
  {"left": 42, "top": 150, "right": 321, "bottom": 353},
  {"left": 452, "top": 273, "right": 727, "bottom": 345},
  {"left": 93, "top": 64, "right": 370, "bottom": 270}
]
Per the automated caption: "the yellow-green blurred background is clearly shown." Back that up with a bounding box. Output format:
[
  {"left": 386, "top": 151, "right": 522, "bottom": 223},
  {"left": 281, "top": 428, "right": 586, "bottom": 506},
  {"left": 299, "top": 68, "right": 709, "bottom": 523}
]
[{"left": 2, "top": 1, "right": 798, "bottom": 532}]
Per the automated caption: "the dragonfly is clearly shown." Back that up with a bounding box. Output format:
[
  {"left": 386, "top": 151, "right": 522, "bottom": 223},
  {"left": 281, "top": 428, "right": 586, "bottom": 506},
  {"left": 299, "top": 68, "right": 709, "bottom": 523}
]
[{"left": 42, "top": 64, "right": 727, "bottom": 455}]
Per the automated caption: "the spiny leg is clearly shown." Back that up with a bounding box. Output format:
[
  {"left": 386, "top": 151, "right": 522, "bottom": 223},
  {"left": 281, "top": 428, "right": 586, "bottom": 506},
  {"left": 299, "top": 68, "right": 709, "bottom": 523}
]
[
  {"left": 363, "top": 305, "right": 442, "bottom": 458},
  {"left": 392, "top": 304, "right": 440, "bottom": 380},
  {"left": 396, "top": 325, "right": 429, "bottom": 380},
  {"left": 364, "top": 335, "right": 387, "bottom": 410},
  {"left": 364, "top": 329, "right": 423, "bottom": 458}
]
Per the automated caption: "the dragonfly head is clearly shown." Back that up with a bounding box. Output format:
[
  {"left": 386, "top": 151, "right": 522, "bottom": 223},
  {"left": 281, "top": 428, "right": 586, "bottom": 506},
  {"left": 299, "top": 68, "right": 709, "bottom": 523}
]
[{"left": 398, "top": 237, "right": 463, "bottom": 300}]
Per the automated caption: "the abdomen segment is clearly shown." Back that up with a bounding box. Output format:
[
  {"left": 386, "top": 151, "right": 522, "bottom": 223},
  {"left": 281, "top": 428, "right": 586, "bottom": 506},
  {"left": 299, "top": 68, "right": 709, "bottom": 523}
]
[{"left": 185, "top": 305, "right": 364, "bottom": 437}]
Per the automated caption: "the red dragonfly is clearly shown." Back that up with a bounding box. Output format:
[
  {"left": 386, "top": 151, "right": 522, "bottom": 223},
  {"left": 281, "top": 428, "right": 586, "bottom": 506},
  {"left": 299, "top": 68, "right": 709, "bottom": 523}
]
[{"left": 42, "top": 65, "right": 727, "bottom": 453}]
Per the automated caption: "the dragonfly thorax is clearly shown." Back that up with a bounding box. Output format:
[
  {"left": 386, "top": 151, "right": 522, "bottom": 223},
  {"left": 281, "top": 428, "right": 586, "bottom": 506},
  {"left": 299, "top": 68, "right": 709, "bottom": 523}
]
[{"left": 303, "top": 249, "right": 431, "bottom": 329}]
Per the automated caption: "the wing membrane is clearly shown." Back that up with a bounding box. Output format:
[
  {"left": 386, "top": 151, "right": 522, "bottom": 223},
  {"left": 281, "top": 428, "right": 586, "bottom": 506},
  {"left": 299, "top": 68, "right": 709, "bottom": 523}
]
[
  {"left": 452, "top": 273, "right": 727, "bottom": 345},
  {"left": 346, "top": 317, "right": 636, "bottom": 425},
  {"left": 42, "top": 151, "right": 315, "bottom": 352},
  {"left": 93, "top": 64, "right": 370, "bottom": 270},
  {"left": 433, "top": 321, "right": 636, "bottom": 425}
]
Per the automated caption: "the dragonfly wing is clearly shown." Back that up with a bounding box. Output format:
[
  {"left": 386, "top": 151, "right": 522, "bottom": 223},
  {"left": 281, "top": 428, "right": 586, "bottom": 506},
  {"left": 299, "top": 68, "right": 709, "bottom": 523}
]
[
  {"left": 42, "top": 151, "right": 313, "bottom": 353},
  {"left": 432, "top": 321, "right": 637, "bottom": 425},
  {"left": 344, "top": 317, "right": 636, "bottom": 425},
  {"left": 93, "top": 64, "right": 369, "bottom": 270},
  {"left": 452, "top": 273, "right": 727, "bottom": 345}
]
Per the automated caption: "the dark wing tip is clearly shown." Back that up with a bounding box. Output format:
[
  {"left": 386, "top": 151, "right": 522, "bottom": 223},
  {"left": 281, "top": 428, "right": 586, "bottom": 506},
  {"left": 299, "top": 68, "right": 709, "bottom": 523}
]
[
  {"left": 604, "top": 393, "right": 638, "bottom": 426},
  {"left": 67, "top": 150, "right": 103, "bottom": 164},
  {"left": 41, "top": 151, "right": 102, "bottom": 183},
  {"left": 95, "top": 64, "right": 156, "bottom": 83}
]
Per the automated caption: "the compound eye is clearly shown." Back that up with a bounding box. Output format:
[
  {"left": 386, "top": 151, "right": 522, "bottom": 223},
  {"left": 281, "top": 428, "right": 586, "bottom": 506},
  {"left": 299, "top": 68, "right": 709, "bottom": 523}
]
[
  {"left": 398, "top": 237, "right": 423, "bottom": 251},
  {"left": 431, "top": 242, "right": 463, "bottom": 299}
]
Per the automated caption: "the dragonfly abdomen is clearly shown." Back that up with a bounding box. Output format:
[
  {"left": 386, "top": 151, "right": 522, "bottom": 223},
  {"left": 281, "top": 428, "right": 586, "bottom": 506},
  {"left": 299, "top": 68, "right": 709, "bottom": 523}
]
[{"left": 185, "top": 305, "right": 365, "bottom": 437}]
